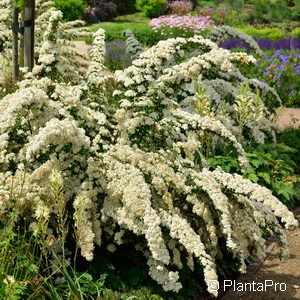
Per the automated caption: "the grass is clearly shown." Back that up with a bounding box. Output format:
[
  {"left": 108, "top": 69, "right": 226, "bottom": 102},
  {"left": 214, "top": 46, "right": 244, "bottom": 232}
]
[
  {"left": 87, "top": 12, "right": 150, "bottom": 35},
  {"left": 82, "top": 12, "right": 162, "bottom": 45}
]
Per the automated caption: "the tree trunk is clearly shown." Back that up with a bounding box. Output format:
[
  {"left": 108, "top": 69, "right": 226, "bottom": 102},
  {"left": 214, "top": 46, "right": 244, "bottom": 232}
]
[{"left": 23, "top": 0, "right": 35, "bottom": 72}]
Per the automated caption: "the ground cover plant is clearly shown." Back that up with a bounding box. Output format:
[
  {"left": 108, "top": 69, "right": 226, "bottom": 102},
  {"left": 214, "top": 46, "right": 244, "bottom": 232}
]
[
  {"left": 0, "top": 1, "right": 300, "bottom": 299},
  {"left": 209, "top": 142, "right": 300, "bottom": 208}
]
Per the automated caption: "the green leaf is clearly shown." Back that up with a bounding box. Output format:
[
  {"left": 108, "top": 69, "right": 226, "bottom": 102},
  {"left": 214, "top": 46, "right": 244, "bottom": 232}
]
[
  {"left": 272, "top": 181, "right": 296, "bottom": 203},
  {"left": 245, "top": 172, "right": 259, "bottom": 183},
  {"left": 249, "top": 158, "right": 264, "bottom": 168},
  {"left": 257, "top": 172, "right": 271, "bottom": 184}
]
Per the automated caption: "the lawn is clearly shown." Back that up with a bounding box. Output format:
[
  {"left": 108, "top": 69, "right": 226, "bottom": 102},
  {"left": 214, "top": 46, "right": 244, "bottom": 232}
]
[{"left": 84, "top": 13, "right": 153, "bottom": 43}]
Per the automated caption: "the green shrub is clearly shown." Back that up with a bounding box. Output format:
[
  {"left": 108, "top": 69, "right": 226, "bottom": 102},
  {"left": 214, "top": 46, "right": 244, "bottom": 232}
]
[
  {"left": 289, "top": 0, "right": 300, "bottom": 20},
  {"left": 225, "top": 0, "right": 244, "bottom": 10},
  {"left": 237, "top": 27, "right": 286, "bottom": 40},
  {"left": 291, "top": 27, "right": 300, "bottom": 39},
  {"left": 248, "top": 0, "right": 300, "bottom": 22},
  {"left": 53, "top": 0, "right": 86, "bottom": 21},
  {"left": 198, "top": 0, "right": 217, "bottom": 7},
  {"left": 222, "top": 10, "right": 249, "bottom": 26},
  {"left": 250, "top": 0, "right": 268, "bottom": 21},
  {"left": 267, "top": 0, "right": 289, "bottom": 21},
  {"left": 136, "top": 0, "right": 167, "bottom": 18}
]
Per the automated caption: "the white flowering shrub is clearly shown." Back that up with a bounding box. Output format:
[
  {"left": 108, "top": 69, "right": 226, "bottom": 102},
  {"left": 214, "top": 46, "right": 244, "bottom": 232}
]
[
  {"left": 0, "top": 19, "right": 298, "bottom": 299},
  {"left": 0, "top": 0, "right": 91, "bottom": 87},
  {"left": 123, "top": 30, "right": 144, "bottom": 61},
  {"left": 114, "top": 35, "right": 281, "bottom": 145}
]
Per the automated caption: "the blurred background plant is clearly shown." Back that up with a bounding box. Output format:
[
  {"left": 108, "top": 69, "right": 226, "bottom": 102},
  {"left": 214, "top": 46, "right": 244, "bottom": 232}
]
[
  {"left": 53, "top": 0, "right": 87, "bottom": 21},
  {"left": 136, "top": 0, "right": 167, "bottom": 18},
  {"left": 167, "top": 0, "right": 193, "bottom": 15},
  {"left": 82, "top": 0, "right": 137, "bottom": 23}
]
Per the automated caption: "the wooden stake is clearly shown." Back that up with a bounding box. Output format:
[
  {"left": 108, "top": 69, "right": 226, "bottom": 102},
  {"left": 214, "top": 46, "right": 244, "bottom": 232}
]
[
  {"left": 23, "top": 0, "right": 35, "bottom": 72},
  {"left": 19, "top": 5, "right": 24, "bottom": 68},
  {"left": 12, "top": 5, "right": 19, "bottom": 80}
]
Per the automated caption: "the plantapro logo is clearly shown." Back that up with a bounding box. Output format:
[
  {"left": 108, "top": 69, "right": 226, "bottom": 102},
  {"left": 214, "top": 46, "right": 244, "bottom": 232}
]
[
  {"left": 208, "top": 280, "right": 219, "bottom": 292},
  {"left": 208, "top": 279, "right": 287, "bottom": 292}
]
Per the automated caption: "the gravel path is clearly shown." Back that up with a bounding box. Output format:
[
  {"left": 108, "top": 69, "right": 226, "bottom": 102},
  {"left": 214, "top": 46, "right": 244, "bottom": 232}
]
[
  {"left": 276, "top": 108, "right": 300, "bottom": 128},
  {"left": 73, "top": 41, "right": 90, "bottom": 64}
]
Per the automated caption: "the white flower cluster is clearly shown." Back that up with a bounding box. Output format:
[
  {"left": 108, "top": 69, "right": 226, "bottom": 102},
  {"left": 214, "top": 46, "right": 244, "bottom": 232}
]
[
  {"left": 0, "top": 0, "right": 92, "bottom": 86},
  {"left": 123, "top": 30, "right": 143, "bottom": 61},
  {"left": 32, "top": 10, "right": 90, "bottom": 82},
  {"left": 0, "top": 0, "right": 13, "bottom": 87},
  {"left": 198, "top": 79, "right": 276, "bottom": 143},
  {"left": 208, "top": 25, "right": 263, "bottom": 56},
  {"left": 0, "top": 24, "right": 298, "bottom": 298},
  {"left": 73, "top": 194, "right": 95, "bottom": 261},
  {"left": 0, "top": 0, "right": 12, "bottom": 52},
  {"left": 87, "top": 29, "right": 106, "bottom": 80}
]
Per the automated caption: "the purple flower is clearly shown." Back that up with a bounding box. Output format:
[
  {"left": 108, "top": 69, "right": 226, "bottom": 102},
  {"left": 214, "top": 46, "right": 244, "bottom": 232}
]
[
  {"left": 289, "top": 90, "right": 295, "bottom": 96},
  {"left": 274, "top": 73, "right": 281, "bottom": 79}
]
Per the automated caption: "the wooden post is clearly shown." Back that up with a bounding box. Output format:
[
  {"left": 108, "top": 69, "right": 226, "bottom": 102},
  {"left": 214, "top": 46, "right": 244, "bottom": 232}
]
[
  {"left": 19, "top": 5, "right": 25, "bottom": 68},
  {"left": 23, "top": 0, "right": 35, "bottom": 72},
  {"left": 12, "top": 5, "right": 19, "bottom": 80}
]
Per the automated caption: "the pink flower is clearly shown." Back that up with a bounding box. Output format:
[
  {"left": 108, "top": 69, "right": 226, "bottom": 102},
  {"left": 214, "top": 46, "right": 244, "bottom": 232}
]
[{"left": 150, "top": 15, "right": 213, "bottom": 35}]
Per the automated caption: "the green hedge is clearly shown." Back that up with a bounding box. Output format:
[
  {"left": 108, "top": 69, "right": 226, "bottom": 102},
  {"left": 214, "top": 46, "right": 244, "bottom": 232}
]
[
  {"left": 136, "top": 0, "right": 167, "bottom": 18},
  {"left": 236, "top": 27, "right": 286, "bottom": 40},
  {"left": 291, "top": 27, "right": 300, "bottom": 39}
]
